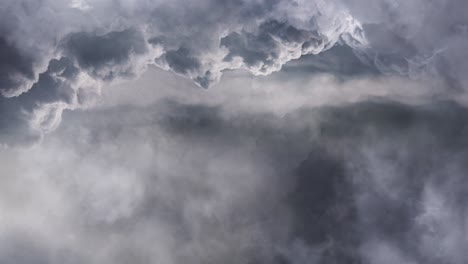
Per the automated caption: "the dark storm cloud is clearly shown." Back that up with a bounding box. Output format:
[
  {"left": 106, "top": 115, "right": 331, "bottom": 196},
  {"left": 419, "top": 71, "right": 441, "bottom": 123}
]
[
  {"left": 162, "top": 47, "right": 202, "bottom": 75},
  {"left": 5, "top": 0, "right": 467, "bottom": 146},
  {"left": 0, "top": 229, "right": 91, "bottom": 264},
  {"left": 3, "top": 98, "right": 466, "bottom": 263},
  {"left": 280, "top": 45, "right": 379, "bottom": 78},
  {"left": 148, "top": 0, "right": 366, "bottom": 88},
  {"left": 1, "top": 1, "right": 468, "bottom": 263},
  {"left": 178, "top": 100, "right": 468, "bottom": 264},
  {"left": 159, "top": 100, "right": 468, "bottom": 264},
  {"left": 0, "top": 57, "right": 80, "bottom": 146},
  {"left": 64, "top": 29, "right": 148, "bottom": 80},
  {"left": 218, "top": 18, "right": 362, "bottom": 79},
  {"left": 23, "top": 58, "right": 79, "bottom": 109},
  {"left": 0, "top": 0, "right": 371, "bottom": 146},
  {"left": 219, "top": 19, "right": 353, "bottom": 75},
  {"left": 0, "top": 27, "right": 150, "bottom": 146},
  {"left": 0, "top": 233, "right": 50, "bottom": 264},
  {"left": 342, "top": 0, "right": 468, "bottom": 90},
  {"left": 0, "top": 36, "right": 36, "bottom": 97},
  {"left": 0, "top": 1, "right": 466, "bottom": 97}
]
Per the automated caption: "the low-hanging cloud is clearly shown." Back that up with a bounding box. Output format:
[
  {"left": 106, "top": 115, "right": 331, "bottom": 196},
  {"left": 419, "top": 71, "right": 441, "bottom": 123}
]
[
  {"left": 0, "top": 0, "right": 365, "bottom": 146},
  {"left": 1, "top": 1, "right": 467, "bottom": 263},
  {"left": 0, "top": 0, "right": 467, "bottom": 146},
  {"left": 1, "top": 98, "right": 468, "bottom": 263}
]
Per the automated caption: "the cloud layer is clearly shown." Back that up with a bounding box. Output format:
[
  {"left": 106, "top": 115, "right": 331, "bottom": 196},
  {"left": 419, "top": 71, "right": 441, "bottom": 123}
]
[
  {"left": 0, "top": 0, "right": 364, "bottom": 146},
  {"left": 1, "top": 97, "right": 467, "bottom": 263},
  {"left": 2, "top": 0, "right": 468, "bottom": 146},
  {"left": 1, "top": 1, "right": 467, "bottom": 263}
]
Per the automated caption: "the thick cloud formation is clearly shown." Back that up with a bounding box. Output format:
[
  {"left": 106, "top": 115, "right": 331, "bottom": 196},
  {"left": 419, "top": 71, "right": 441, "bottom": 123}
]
[
  {"left": 1, "top": 98, "right": 467, "bottom": 263},
  {"left": 342, "top": 0, "right": 468, "bottom": 88},
  {"left": 1, "top": 1, "right": 467, "bottom": 263},
  {"left": 0, "top": 36, "right": 36, "bottom": 97},
  {"left": 64, "top": 29, "right": 148, "bottom": 80},
  {"left": 2, "top": 0, "right": 468, "bottom": 146},
  {"left": 0, "top": 0, "right": 367, "bottom": 146}
]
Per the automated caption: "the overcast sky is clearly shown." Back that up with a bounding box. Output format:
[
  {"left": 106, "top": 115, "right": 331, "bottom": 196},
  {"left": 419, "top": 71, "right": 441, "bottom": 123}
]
[{"left": 1, "top": 1, "right": 468, "bottom": 264}]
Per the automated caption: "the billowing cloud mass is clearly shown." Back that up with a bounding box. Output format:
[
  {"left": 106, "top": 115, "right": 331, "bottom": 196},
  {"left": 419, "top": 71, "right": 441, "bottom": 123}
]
[
  {"left": 2, "top": 0, "right": 467, "bottom": 146},
  {"left": 1, "top": 1, "right": 468, "bottom": 264},
  {"left": 1, "top": 90, "right": 468, "bottom": 263}
]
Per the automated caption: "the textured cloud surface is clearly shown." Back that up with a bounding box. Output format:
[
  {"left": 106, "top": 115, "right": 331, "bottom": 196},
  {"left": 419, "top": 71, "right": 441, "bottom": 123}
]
[
  {"left": 1, "top": 94, "right": 468, "bottom": 263},
  {"left": 1, "top": 1, "right": 468, "bottom": 263},
  {"left": 1, "top": 0, "right": 468, "bottom": 145},
  {"left": 0, "top": 0, "right": 365, "bottom": 145}
]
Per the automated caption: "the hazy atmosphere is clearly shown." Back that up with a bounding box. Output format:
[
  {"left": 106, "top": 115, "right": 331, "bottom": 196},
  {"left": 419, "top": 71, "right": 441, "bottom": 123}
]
[{"left": 1, "top": 1, "right": 468, "bottom": 263}]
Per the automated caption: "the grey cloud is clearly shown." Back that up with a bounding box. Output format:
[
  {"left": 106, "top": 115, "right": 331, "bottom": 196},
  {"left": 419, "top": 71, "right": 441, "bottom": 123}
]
[
  {"left": 220, "top": 18, "right": 362, "bottom": 74},
  {"left": 149, "top": 0, "right": 366, "bottom": 88},
  {"left": 22, "top": 58, "right": 79, "bottom": 109},
  {"left": 220, "top": 19, "right": 326, "bottom": 75},
  {"left": 9, "top": 0, "right": 464, "bottom": 148},
  {"left": 64, "top": 29, "right": 148, "bottom": 80},
  {"left": 342, "top": 0, "right": 468, "bottom": 90},
  {"left": 0, "top": 57, "right": 80, "bottom": 146},
  {"left": 0, "top": 28, "right": 150, "bottom": 146},
  {"left": 0, "top": 36, "right": 36, "bottom": 97},
  {"left": 2, "top": 99, "right": 468, "bottom": 263},
  {"left": 161, "top": 100, "right": 468, "bottom": 264},
  {"left": 0, "top": 97, "right": 41, "bottom": 147},
  {"left": 308, "top": 100, "right": 468, "bottom": 264},
  {"left": 0, "top": 234, "right": 50, "bottom": 264},
  {"left": 1, "top": 0, "right": 468, "bottom": 146},
  {"left": 162, "top": 47, "right": 202, "bottom": 75},
  {"left": 0, "top": 0, "right": 369, "bottom": 146},
  {"left": 280, "top": 45, "right": 380, "bottom": 78},
  {"left": 0, "top": 231, "right": 88, "bottom": 264},
  {"left": 2, "top": 1, "right": 468, "bottom": 263}
]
